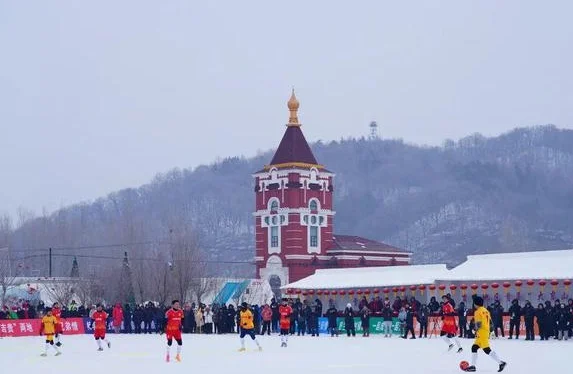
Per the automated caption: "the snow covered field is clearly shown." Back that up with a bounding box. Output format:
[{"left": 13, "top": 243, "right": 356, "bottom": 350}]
[{"left": 1, "top": 334, "right": 570, "bottom": 373}]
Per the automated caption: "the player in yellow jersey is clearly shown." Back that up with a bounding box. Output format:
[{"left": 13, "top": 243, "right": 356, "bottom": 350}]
[
  {"left": 40, "top": 308, "right": 62, "bottom": 357},
  {"left": 238, "top": 302, "right": 262, "bottom": 352},
  {"left": 463, "top": 296, "right": 506, "bottom": 372}
]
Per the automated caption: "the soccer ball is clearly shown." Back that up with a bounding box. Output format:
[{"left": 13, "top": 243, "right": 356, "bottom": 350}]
[{"left": 459, "top": 361, "right": 470, "bottom": 371}]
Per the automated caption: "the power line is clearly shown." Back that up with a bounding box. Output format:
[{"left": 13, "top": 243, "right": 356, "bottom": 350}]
[
  {"left": 11, "top": 253, "right": 255, "bottom": 265},
  {"left": 8, "top": 240, "right": 167, "bottom": 253}
]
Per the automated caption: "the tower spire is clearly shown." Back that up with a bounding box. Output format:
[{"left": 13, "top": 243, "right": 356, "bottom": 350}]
[{"left": 287, "top": 88, "right": 300, "bottom": 126}]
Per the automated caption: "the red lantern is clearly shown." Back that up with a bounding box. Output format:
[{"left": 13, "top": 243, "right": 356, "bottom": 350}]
[
  {"left": 418, "top": 285, "right": 426, "bottom": 295},
  {"left": 470, "top": 284, "right": 478, "bottom": 295},
  {"left": 428, "top": 285, "right": 436, "bottom": 295},
  {"left": 286, "top": 289, "right": 293, "bottom": 295},
  {"left": 481, "top": 284, "right": 489, "bottom": 292},
  {"left": 331, "top": 290, "right": 338, "bottom": 296},
  {"left": 438, "top": 284, "right": 446, "bottom": 296},
  {"left": 316, "top": 290, "right": 323, "bottom": 296},
  {"left": 364, "top": 290, "right": 371, "bottom": 296},
  {"left": 383, "top": 288, "right": 390, "bottom": 295},
  {"left": 460, "top": 284, "right": 467, "bottom": 296},
  {"left": 373, "top": 288, "right": 380, "bottom": 295},
  {"left": 409, "top": 285, "right": 417, "bottom": 295},
  {"left": 302, "top": 291, "right": 308, "bottom": 296},
  {"left": 399, "top": 286, "right": 406, "bottom": 297},
  {"left": 449, "top": 284, "right": 457, "bottom": 295},
  {"left": 539, "top": 280, "right": 546, "bottom": 293},
  {"left": 357, "top": 290, "right": 363, "bottom": 296},
  {"left": 564, "top": 280, "right": 571, "bottom": 294},
  {"left": 295, "top": 289, "right": 302, "bottom": 295},
  {"left": 491, "top": 283, "right": 499, "bottom": 290},
  {"left": 392, "top": 287, "right": 398, "bottom": 297},
  {"left": 515, "top": 280, "right": 523, "bottom": 293},
  {"left": 323, "top": 290, "right": 330, "bottom": 296},
  {"left": 348, "top": 290, "right": 355, "bottom": 296},
  {"left": 308, "top": 290, "right": 315, "bottom": 296},
  {"left": 550, "top": 279, "right": 559, "bottom": 293},
  {"left": 339, "top": 290, "right": 346, "bottom": 296}
]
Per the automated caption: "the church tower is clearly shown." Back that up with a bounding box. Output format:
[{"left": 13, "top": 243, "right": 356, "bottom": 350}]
[{"left": 254, "top": 90, "right": 335, "bottom": 292}]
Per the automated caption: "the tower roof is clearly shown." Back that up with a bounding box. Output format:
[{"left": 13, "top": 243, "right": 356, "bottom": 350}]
[{"left": 265, "top": 90, "right": 323, "bottom": 170}]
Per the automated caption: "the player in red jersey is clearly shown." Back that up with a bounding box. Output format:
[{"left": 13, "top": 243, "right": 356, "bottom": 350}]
[
  {"left": 279, "top": 299, "right": 293, "bottom": 347},
  {"left": 440, "top": 295, "right": 463, "bottom": 353},
  {"left": 51, "top": 302, "right": 63, "bottom": 347},
  {"left": 91, "top": 304, "right": 111, "bottom": 351},
  {"left": 165, "top": 300, "right": 184, "bottom": 363}
]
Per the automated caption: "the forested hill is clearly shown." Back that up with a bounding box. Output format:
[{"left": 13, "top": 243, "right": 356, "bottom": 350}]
[{"left": 6, "top": 125, "right": 573, "bottom": 276}]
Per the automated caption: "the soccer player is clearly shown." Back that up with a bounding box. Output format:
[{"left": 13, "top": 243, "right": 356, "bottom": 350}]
[
  {"left": 91, "top": 304, "right": 111, "bottom": 351},
  {"left": 279, "top": 299, "right": 293, "bottom": 347},
  {"left": 440, "top": 295, "right": 463, "bottom": 353},
  {"left": 463, "top": 296, "right": 507, "bottom": 372},
  {"left": 238, "top": 302, "right": 262, "bottom": 352},
  {"left": 165, "top": 300, "right": 184, "bottom": 362},
  {"left": 51, "top": 302, "right": 63, "bottom": 347},
  {"left": 40, "top": 308, "right": 62, "bottom": 356}
]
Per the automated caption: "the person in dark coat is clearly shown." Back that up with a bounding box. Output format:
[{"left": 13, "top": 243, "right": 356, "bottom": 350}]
[
  {"left": 557, "top": 303, "right": 570, "bottom": 340},
  {"left": 552, "top": 300, "right": 561, "bottom": 338},
  {"left": 402, "top": 305, "right": 415, "bottom": 339},
  {"left": 417, "top": 304, "right": 429, "bottom": 338},
  {"left": 491, "top": 301, "right": 504, "bottom": 337},
  {"left": 326, "top": 304, "right": 338, "bottom": 337},
  {"left": 457, "top": 301, "right": 467, "bottom": 338},
  {"left": 227, "top": 304, "right": 236, "bottom": 334},
  {"left": 359, "top": 305, "right": 370, "bottom": 337},
  {"left": 133, "top": 305, "right": 143, "bottom": 334},
  {"left": 289, "top": 303, "right": 298, "bottom": 335},
  {"left": 143, "top": 303, "right": 154, "bottom": 334},
  {"left": 298, "top": 303, "right": 310, "bottom": 336},
  {"left": 508, "top": 299, "right": 521, "bottom": 339},
  {"left": 310, "top": 299, "right": 322, "bottom": 337},
  {"left": 428, "top": 297, "right": 440, "bottom": 314},
  {"left": 535, "top": 303, "right": 546, "bottom": 340},
  {"left": 270, "top": 298, "right": 279, "bottom": 333},
  {"left": 123, "top": 304, "right": 132, "bottom": 334},
  {"left": 382, "top": 303, "right": 394, "bottom": 337},
  {"left": 344, "top": 304, "right": 356, "bottom": 337},
  {"left": 543, "top": 301, "right": 554, "bottom": 340},
  {"left": 522, "top": 301, "right": 535, "bottom": 340}
]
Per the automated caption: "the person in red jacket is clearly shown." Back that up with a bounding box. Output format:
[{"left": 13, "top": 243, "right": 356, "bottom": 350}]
[
  {"left": 279, "top": 299, "right": 293, "bottom": 347},
  {"left": 165, "top": 300, "right": 184, "bottom": 362},
  {"left": 112, "top": 303, "right": 124, "bottom": 333},
  {"left": 92, "top": 304, "right": 111, "bottom": 351},
  {"left": 440, "top": 295, "right": 463, "bottom": 353},
  {"left": 51, "top": 302, "right": 63, "bottom": 347},
  {"left": 261, "top": 304, "right": 272, "bottom": 336}
]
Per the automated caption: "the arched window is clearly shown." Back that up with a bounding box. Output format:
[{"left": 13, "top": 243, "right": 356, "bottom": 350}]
[
  {"left": 268, "top": 198, "right": 279, "bottom": 212},
  {"left": 309, "top": 199, "right": 319, "bottom": 212}
]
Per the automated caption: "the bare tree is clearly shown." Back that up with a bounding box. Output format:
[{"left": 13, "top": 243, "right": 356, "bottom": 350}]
[
  {"left": 169, "top": 227, "right": 203, "bottom": 303},
  {"left": 190, "top": 278, "right": 217, "bottom": 305},
  {"left": 43, "top": 280, "right": 77, "bottom": 306},
  {"left": 0, "top": 249, "right": 17, "bottom": 306}
]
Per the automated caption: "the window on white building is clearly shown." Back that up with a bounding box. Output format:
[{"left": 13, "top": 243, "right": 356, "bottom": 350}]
[
  {"left": 310, "top": 226, "right": 318, "bottom": 247},
  {"left": 271, "top": 226, "right": 279, "bottom": 248}
]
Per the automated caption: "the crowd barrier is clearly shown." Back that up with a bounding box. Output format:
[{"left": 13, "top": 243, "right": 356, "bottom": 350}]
[{"left": 0, "top": 315, "right": 539, "bottom": 337}]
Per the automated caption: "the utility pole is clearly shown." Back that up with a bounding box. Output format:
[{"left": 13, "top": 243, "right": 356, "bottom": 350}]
[{"left": 49, "top": 247, "right": 52, "bottom": 277}]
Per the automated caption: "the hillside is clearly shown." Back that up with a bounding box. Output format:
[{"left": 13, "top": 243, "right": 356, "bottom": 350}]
[{"left": 5, "top": 125, "right": 573, "bottom": 279}]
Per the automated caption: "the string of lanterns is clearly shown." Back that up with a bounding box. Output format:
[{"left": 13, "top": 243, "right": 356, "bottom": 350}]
[{"left": 284, "top": 279, "right": 572, "bottom": 302}]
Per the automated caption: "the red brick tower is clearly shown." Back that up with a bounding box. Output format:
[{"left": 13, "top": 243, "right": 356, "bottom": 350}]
[{"left": 254, "top": 90, "right": 334, "bottom": 292}]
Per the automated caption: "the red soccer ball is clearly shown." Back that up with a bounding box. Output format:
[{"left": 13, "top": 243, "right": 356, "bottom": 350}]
[{"left": 459, "top": 361, "right": 470, "bottom": 371}]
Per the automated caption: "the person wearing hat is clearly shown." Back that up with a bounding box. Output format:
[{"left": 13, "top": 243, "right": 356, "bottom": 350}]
[
  {"left": 238, "top": 302, "right": 262, "bottom": 352},
  {"left": 440, "top": 294, "right": 463, "bottom": 353},
  {"left": 462, "top": 295, "right": 507, "bottom": 372}
]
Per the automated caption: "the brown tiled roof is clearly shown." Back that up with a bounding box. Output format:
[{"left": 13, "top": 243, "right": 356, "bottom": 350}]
[
  {"left": 329, "top": 235, "right": 408, "bottom": 253},
  {"left": 269, "top": 125, "right": 318, "bottom": 167}
]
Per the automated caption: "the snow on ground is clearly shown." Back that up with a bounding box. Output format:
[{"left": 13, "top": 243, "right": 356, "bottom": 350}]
[{"left": 0, "top": 334, "right": 570, "bottom": 373}]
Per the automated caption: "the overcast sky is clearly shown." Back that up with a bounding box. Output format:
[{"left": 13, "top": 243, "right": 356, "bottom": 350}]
[{"left": 1, "top": 1, "right": 572, "bottom": 220}]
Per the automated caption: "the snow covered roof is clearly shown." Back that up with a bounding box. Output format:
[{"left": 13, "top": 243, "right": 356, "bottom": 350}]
[
  {"left": 439, "top": 249, "right": 573, "bottom": 282},
  {"left": 282, "top": 264, "right": 449, "bottom": 290}
]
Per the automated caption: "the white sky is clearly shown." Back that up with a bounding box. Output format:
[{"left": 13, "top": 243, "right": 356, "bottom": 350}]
[{"left": 0, "top": 1, "right": 572, "bottom": 219}]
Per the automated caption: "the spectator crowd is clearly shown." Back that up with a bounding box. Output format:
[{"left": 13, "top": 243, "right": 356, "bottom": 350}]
[{"left": 2, "top": 295, "right": 572, "bottom": 341}]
